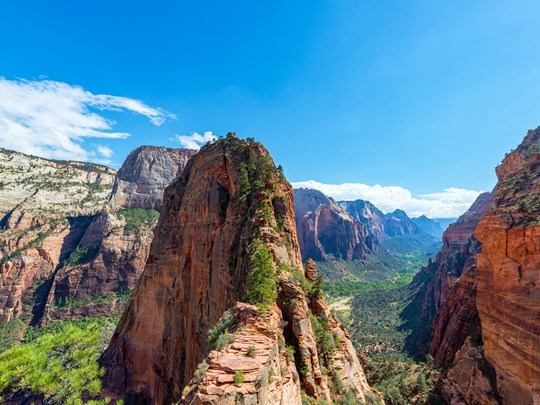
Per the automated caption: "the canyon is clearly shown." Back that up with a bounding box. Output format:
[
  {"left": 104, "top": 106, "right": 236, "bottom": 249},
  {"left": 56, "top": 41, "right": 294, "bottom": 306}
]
[{"left": 0, "top": 127, "right": 538, "bottom": 405}]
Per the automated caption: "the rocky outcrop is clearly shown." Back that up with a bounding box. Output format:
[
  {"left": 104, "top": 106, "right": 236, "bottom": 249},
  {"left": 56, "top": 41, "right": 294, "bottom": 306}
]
[
  {"left": 0, "top": 146, "right": 194, "bottom": 325},
  {"left": 0, "top": 149, "right": 116, "bottom": 324},
  {"left": 419, "top": 126, "right": 540, "bottom": 404},
  {"left": 402, "top": 191, "right": 493, "bottom": 358},
  {"left": 102, "top": 135, "right": 374, "bottom": 404},
  {"left": 110, "top": 146, "right": 195, "bottom": 211},
  {"left": 473, "top": 128, "right": 540, "bottom": 404},
  {"left": 46, "top": 146, "right": 195, "bottom": 320},
  {"left": 294, "top": 189, "right": 375, "bottom": 261}
]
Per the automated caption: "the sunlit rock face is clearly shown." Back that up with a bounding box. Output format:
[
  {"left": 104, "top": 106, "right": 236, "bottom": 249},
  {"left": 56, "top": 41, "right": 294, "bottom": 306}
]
[
  {"left": 48, "top": 146, "right": 196, "bottom": 320},
  {"left": 425, "top": 127, "right": 540, "bottom": 404},
  {"left": 102, "top": 136, "right": 374, "bottom": 405}
]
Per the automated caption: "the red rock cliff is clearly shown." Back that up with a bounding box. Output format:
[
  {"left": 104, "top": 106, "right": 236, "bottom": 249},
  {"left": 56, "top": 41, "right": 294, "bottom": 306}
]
[
  {"left": 474, "top": 128, "right": 540, "bottom": 404},
  {"left": 102, "top": 135, "right": 374, "bottom": 404},
  {"left": 46, "top": 146, "right": 195, "bottom": 320}
]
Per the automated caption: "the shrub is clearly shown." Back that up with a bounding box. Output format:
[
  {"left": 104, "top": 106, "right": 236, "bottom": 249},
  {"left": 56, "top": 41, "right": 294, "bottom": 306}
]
[
  {"left": 66, "top": 247, "right": 99, "bottom": 266},
  {"left": 207, "top": 310, "right": 236, "bottom": 350},
  {"left": 233, "top": 371, "right": 245, "bottom": 386},
  {"left": 246, "top": 345, "right": 256, "bottom": 358}
]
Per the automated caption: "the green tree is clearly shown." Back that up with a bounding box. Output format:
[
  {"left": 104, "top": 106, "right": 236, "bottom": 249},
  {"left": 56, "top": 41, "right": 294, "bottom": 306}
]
[
  {"left": 245, "top": 243, "right": 277, "bottom": 314},
  {"left": 238, "top": 162, "right": 251, "bottom": 203},
  {"left": 0, "top": 322, "right": 108, "bottom": 404}
]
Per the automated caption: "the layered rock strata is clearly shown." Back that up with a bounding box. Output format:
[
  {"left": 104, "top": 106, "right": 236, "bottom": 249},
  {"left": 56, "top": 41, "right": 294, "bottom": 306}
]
[
  {"left": 102, "top": 135, "right": 374, "bottom": 404},
  {"left": 46, "top": 146, "right": 195, "bottom": 320}
]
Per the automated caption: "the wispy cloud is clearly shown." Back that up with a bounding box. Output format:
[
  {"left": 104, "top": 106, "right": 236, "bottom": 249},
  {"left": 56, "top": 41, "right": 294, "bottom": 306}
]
[
  {"left": 291, "top": 180, "right": 483, "bottom": 218},
  {"left": 172, "top": 131, "right": 216, "bottom": 150},
  {"left": 0, "top": 77, "right": 174, "bottom": 163}
]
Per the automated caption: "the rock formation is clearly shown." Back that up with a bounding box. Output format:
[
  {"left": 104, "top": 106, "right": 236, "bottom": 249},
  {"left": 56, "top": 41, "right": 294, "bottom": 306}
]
[
  {"left": 109, "top": 146, "right": 195, "bottom": 211},
  {"left": 102, "top": 135, "right": 374, "bottom": 404},
  {"left": 403, "top": 191, "right": 493, "bottom": 358},
  {"left": 294, "top": 189, "right": 375, "bottom": 261},
  {"left": 0, "top": 149, "right": 116, "bottom": 324},
  {"left": 412, "top": 126, "right": 540, "bottom": 404},
  {"left": 473, "top": 128, "right": 540, "bottom": 404},
  {"left": 46, "top": 146, "right": 195, "bottom": 320},
  {"left": 0, "top": 146, "right": 194, "bottom": 324}
]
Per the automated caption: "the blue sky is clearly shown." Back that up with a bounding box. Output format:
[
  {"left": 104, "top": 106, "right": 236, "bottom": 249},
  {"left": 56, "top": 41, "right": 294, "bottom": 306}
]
[{"left": 1, "top": 0, "right": 539, "bottom": 217}]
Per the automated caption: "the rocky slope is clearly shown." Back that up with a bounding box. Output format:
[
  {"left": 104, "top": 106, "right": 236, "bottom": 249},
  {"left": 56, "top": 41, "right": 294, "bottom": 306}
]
[
  {"left": 46, "top": 146, "right": 195, "bottom": 320},
  {"left": 0, "top": 149, "right": 116, "bottom": 324},
  {"left": 0, "top": 146, "right": 194, "bottom": 325},
  {"left": 102, "top": 135, "right": 375, "bottom": 404}
]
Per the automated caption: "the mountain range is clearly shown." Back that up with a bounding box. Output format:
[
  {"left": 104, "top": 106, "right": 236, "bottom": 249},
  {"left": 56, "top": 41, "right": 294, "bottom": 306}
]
[{"left": 0, "top": 127, "right": 538, "bottom": 404}]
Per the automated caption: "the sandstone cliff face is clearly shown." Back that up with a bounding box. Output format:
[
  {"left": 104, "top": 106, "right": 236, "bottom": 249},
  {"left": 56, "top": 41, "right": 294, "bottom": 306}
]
[
  {"left": 420, "top": 127, "right": 540, "bottom": 404},
  {"left": 0, "top": 146, "right": 194, "bottom": 325},
  {"left": 110, "top": 146, "right": 195, "bottom": 211},
  {"left": 103, "top": 135, "right": 374, "bottom": 404},
  {"left": 294, "top": 189, "right": 374, "bottom": 261},
  {"left": 473, "top": 128, "right": 540, "bottom": 404},
  {"left": 0, "top": 149, "right": 116, "bottom": 323},
  {"left": 46, "top": 146, "right": 195, "bottom": 320},
  {"left": 403, "top": 191, "right": 493, "bottom": 359}
]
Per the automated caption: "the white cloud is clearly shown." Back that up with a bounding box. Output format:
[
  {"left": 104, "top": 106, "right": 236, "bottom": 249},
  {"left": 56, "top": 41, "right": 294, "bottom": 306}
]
[
  {"left": 291, "top": 180, "right": 483, "bottom": 218},
  {"left": 172, "top": 131, "right": 216, "bottom": 150},
  {"left": 96, "top": 145, "right": 114, "bottom": 158},
  {"left": 0, "top": 77, "right": 174, "bottom": 163}
]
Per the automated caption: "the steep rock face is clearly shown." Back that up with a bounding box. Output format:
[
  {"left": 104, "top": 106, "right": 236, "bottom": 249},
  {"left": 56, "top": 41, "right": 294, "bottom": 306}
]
[
  {"left": 403, "top": 191, "right": 493, "bottom": 358},
  {"left": 340, "top": 199, "right": 387, "bottom": 242},
  {"left": 0, "top": 149, "right": 116, "bottom": 323},
  {"left": 294, "top": 189, "right": 374, "bottom": 261},
  {"left": 47, "top": 146, "right": 195, "bottom": 320},
  {"left": 110, "top": 146, "right": 195, "bottom": 211},
  {"left": 103, "top": 136, "right": 373, "bottom": 404},
  {"left": 422, "top": 127, "right": 540, "bottom": 404},
  {"left": 474, "top": 128, "right": 540, "bottom": 404}
]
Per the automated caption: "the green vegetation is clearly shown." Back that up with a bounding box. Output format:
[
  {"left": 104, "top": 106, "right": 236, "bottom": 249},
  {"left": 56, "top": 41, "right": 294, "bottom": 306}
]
[
  {"left": 0, "top": 318, "right": 118, "bottom": 404},
  {"left": 54, "top": 292, "right": 130, "bottom": 309},
  {"left": 233, "top": 370, "right": 245, "bottom": 385},
  {"left": 115, "top": 208, "right": 160, "bottom": 236},
  {"left": 0, "top": 318, "right": 27, "bottom": 352},
  {"left": 365, "top": 354, "right": 440, "bottom": 404},
  {"left": 66, "top": 247, "right": 100, "bottom": 266},
  {"left": 246, "top": 345, "right": 256, "bottom": 358},
  {"left": 349, "top": 286, "right": 413, "bottom": 357},
  {"left": 207, "top": 310, "right": 237, "bottom": 351},
  {"left": 245, "top": 242, "right": 278, "bottom": 314}
]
